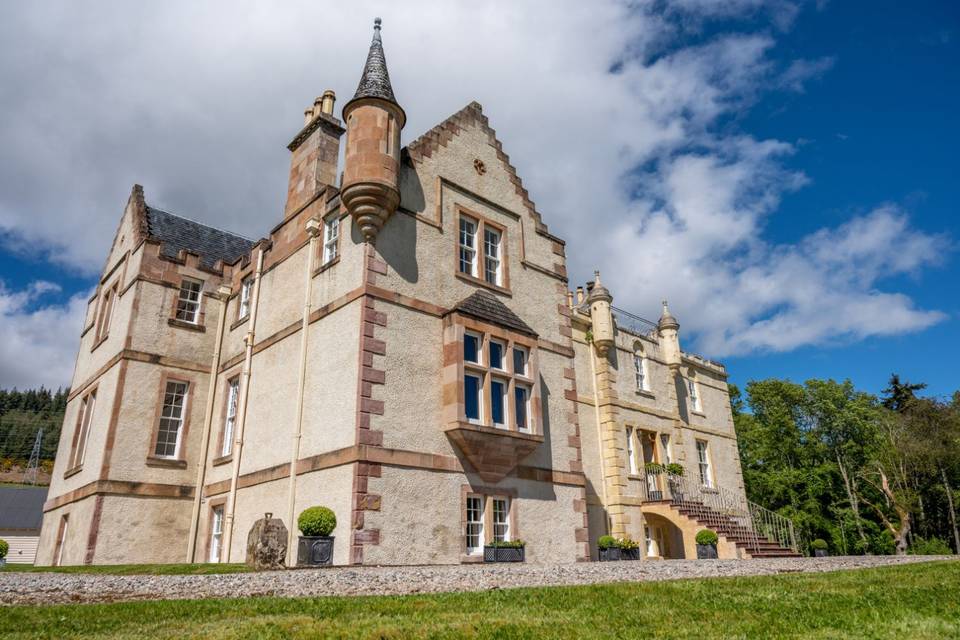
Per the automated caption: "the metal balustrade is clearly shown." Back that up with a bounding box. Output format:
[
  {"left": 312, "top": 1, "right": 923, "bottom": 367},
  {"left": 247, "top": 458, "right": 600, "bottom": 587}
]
[{"left": 640, "top": 467, "right": 798, "bottom": 554}]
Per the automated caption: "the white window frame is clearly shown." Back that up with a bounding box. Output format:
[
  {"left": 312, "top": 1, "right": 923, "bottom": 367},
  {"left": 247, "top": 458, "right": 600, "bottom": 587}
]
[
  {"left": 209, "top": 505, "right": 224, "bottom": 562},
  {"left": 688, "top": 377, "right": 702, "bottom": 412},
  {"left": 492, "top": 497, "right": 510, "bottom": 542},
  {"left": 466, "top": 495, "right": 485, "bottom": 555},
  {"left": 238, "top": 278, "right": 253, "bottom": 320},
  {"left": 70, "top": 391, "right": 97, "bottom": 469},
  {"left": 222, "top": 378, "right": 240, "bottom": 457},
  {"left": 634, "top": 353, "right": 649, "bottom": 392},
  {"left": 175, "top": 279, "right": 203, "bottom": 324},
  {"left": 155, "top": 380, "right": 189, "bottom": 458},
  {"left": 626, "top": 427, "right": 638, "bottom": 475},
  {"left": 459, "top": 216, "right": 478, "bottom": 277},
  {"left": 696, "top": 439, "right": 713, "bottom": 488},
  {"left": 322, "top": 215, "right": 340, "bottom": 265},
  {"left": 483, "top": 226, "right": 502, "bottom": 286}
]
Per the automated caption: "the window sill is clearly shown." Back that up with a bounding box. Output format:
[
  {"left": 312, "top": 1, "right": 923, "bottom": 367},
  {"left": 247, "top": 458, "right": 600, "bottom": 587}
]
[
  {"left": 145, "top": 456, "right": 188, "bottom": 469},
  {"left": 455, "top": 271, "right": 512, "bottom": 297},
  {"left": 690, "top": 410, "right": 706, "bottom": 417},
  {"left": 634, "top": 390, "right": 655, "bottom": 399},
  {"left": 63, "top": 465, "right": 83, "bottom": 479},
  {"left": 229, "top": 316, "right": 249, "bottom": 332},
  {"left": 90, "top": 334, "right": 109, "bottom": 353},
  {"left": 168, "top": 318, "right": 206, "bottom": 332},
  {"left": 313, "top": 255, "right": 340, "bottom": 277},
  {"left": 212, "top": 454, "right": 233, "bottom": 467}
]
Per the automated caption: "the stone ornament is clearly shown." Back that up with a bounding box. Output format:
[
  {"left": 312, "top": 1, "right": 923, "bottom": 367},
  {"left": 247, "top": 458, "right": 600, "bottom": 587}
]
[{"left": 246, "top": 512, "right": 288, "bottom": 570}]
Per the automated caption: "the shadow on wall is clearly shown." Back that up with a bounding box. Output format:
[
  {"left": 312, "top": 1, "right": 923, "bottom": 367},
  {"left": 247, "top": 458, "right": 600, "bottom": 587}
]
[
  {"left": 373, "top": 163, "right": 426, "bottom": 283},
  {"left": 675, "top": 373, "right": 690, "bottom": 423}
]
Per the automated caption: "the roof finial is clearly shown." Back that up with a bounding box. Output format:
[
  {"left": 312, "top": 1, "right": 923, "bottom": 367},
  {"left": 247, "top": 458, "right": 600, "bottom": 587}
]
[
  {"left": 374, "top": 17, "right": 381, "bottom": 31},
  {"left": 594, "top": 270, "right": 601, "bottom": 285}
]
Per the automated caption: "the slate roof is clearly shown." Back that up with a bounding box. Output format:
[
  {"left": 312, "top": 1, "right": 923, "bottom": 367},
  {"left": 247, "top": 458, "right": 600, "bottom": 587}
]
[
  {"left": 0, "top": 486, "right": 47, "bottom": 533},
  {"left": 145, "top": 206, "right": 254, "bottom": 269},
  {"left": 450, "top": 290, "right": 538, "bottom": 337},
  {"left": 349, "top": 18, "right": 400, "bottom": 108}
]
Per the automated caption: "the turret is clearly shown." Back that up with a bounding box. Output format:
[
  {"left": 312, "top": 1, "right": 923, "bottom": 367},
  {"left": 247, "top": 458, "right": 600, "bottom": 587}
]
[
  {"left": 657, "top": 300, "right": 682, "bottom": 370},
  {"left": 588, "top": 271, "right": 614, "bottom": 357},
  {"left": 341, "top": 18, "right": 406, "bottom": 243}
]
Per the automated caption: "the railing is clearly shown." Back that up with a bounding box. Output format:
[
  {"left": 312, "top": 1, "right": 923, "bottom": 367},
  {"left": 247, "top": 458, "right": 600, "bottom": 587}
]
[
  {"left": 611, "top": 306, "right": 659, "bottom": 338},
  {"left": 639, "top": 466, "right": 798, "bottom": 553}
]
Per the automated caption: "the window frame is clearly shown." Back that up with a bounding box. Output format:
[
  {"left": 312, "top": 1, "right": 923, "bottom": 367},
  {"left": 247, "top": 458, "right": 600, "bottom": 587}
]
[
  {"left": 219, "top": 376, "right": 240, "bottom": 459},
  {"left": 322, "top": 214, "right": 341, "bottom": 266},
  {"left": 237, "top": 277, "right": 253, "bottom": 321},
  {"left": 483, "top": 225, "right": 502, "bottom": 286},
  {"left": 491, "top": 497, "right": 511, "bottom": 543},
  {"left": 53, "top": 514, "right": 69, "bottom": 567},
  {"left": 148, "top": 374, "right": 192, "bottom": 463},
  {"left": 687, "top": 375, "right": 702, "bottom": 413},
  {"left": 455, "top": 207, "right": 510, "bottom": 293},
  {"left": 696, "top": 439, "right": 714, "bottom": 488},
  {"left": 67, "top": 388, "right": 97, "bottom": 472},
  {"left": 461, "top": 485, "right": 518, "bottom": 561},
  {"left": 465, "top": 494, "right": 485, "bottom": 556},
  {"left": 175, "top": 278, "right": 204, "bottom": 325},
  {"left": 633, "top": 350, "right": 649, "bottom": 393},
  {"left": 94, "top": 282, "right": 119, "bottom": 344},
  {"left": 208, "top": 502, "right": 226, "bottom": 563}
]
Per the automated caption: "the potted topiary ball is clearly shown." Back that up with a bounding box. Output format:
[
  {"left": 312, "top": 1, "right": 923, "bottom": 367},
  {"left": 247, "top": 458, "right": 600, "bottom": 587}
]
[
  {"left": 696, "top": 529, "right": 719, "bottom": 559},
  {"left": 811, "top": 538, "right": 829, "bottom": 558},
  {"left": 0, "top": 539, "right": 8, "bottom": 569},
  {"left": 296, "top": 506, "right": 336, "bottom": 566},
  {"left": 598, "top": 534, "right": 621, "bottom": 561},
  {"left": 617, "top": 537, "right": 641, "bottom": 561}
]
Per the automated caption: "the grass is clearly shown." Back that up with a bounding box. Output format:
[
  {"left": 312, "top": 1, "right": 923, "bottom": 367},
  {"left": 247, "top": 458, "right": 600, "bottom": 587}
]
[
  {"left": 0, "top": 562, "right": 251, "bottom": 575},
  {"left": 2, "top": 561, "right": 957, "bottom": 639}
]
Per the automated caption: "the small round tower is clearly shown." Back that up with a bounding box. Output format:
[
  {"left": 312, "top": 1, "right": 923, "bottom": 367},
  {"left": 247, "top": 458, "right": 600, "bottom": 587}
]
[
  {"left": 657, "top": 300, "right": 682, "bottom": 370},
  {"left": 341, "top": 18, "right": 406, "bottom": 243},
  {"left": 588, "top": 271, "right": 615, "bottom": 356}
]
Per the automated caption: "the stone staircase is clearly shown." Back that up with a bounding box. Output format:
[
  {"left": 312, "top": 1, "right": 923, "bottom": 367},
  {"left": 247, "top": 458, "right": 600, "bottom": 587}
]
[{"left": 672, "top": 499, "right": 801, "bottom": 558}]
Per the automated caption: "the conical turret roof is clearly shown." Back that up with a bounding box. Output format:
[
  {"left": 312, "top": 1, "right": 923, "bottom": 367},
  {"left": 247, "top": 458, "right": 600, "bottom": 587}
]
[{"left": 345, "top": 18, "right": 404, "bottom": 123}]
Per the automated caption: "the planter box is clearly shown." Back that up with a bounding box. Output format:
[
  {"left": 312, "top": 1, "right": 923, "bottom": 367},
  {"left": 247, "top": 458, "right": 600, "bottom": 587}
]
[
  {"left": 483, "top": 545, "right": 525, "bottom": 563},
  {"left": 619, "top": 547, "right": 641, "bottom": 561},
  {"left": 813, "top": 549, "right": 828, "bottom": 558},
  {"left": 696, "top": 543, "right": 718, "bottom": 559},
  {"left": 297, "top": 535, "right": 334, "bottom": 566},
  {"left": 598, "top": 547, "right": 621, "bottom": 562}
]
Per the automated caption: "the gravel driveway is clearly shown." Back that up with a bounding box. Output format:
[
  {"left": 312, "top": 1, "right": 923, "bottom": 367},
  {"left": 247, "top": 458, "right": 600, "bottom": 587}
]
[{"left": 1, "top": 555, "right": 952, "bottom": 606}]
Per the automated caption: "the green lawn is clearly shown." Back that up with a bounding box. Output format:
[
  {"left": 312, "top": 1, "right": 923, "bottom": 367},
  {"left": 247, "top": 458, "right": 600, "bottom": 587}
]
[
  {"left": 2, "top": 561, "right": 958, "bottom": 639},
  {"left": 0, "top": 562, "right": 251, "bottom": 575}
]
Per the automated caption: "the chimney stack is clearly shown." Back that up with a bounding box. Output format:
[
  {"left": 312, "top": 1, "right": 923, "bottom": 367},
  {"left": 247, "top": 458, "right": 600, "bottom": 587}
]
[{"left": 284, "top": 90, "right": 346, "bottom": 219}]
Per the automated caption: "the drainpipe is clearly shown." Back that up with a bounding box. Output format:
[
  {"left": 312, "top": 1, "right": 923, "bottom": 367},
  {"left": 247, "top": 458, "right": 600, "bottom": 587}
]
[
  {"left": 285, "top": 218, "right": 321, "bottom": 564},
  {"left": 220, "top": 246, "right": 265, "bottom": 561},
  {"left": 588, "top": 333, "right": 610, "bottom": 528},
  {"left": 185, "top": 284, "right": 232, "bottom": 562}
]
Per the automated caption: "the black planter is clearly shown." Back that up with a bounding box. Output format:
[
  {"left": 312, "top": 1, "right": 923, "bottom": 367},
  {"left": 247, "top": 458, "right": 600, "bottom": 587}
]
[
  {"left": 297, "top": 535, "right": 334, "bottom": 566},
  {"left": 619, "top": 547, "right": 641, "bottom": 561},
  {"left": 598, "top": 547, "right": 622, "bottom": 561},
  {"left": 813, "top": 549, "right": 828, "bottom": 558},
  {"left": 696, "top": 543, "right": 718, "bottom": 559},
  {"left": 483, "top": 546, "right": 525, "bottom": 562}
]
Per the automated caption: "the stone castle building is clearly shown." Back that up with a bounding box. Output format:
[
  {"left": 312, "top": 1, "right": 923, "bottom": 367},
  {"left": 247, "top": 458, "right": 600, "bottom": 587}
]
[{"left": 38, "top": 21, "right": 797, "bottom": 566}]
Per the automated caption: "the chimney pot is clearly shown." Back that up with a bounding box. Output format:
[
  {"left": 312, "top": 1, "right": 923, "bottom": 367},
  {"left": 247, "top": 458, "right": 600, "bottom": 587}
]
[
  {"left": 304, "top": 107, "right": 315, "bottom": 125},
  {"left": 321, "top": 90, "right": 336, "bottom": 116},
  {"left": 576, "top": 287, "right": 584, "bottom": 305}
]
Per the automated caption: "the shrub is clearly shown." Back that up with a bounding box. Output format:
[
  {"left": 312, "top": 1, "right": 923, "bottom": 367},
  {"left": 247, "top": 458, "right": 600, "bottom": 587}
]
[
  {"left": 0, "top": 539, "right": 7, "bottom": 559},
  {"left": 488, "top": 539, "right": 525, "bottom": 548},
  {"left": 297, "top": 506, "right": 336, "bottom": 537},
  {"left": 909, "top": 536, "right": 952, "bottom": 556},
  {"left": 598, "top": 535, "right": 617, "bottom": 550},
  {"left": 644, "top": 463, "right": 664, "bottom": 475},
  {"left": 617, "top": 537, "right": 640, "bottom": 550},
  {"left": 810, "top": 538, "right": 828, "bottom": 551},
  {"left": 695, "top": 529, "right": 718, "bottom": 546},
  {"left": 665, "top": 463, "right": 684, "bottom": 476}
]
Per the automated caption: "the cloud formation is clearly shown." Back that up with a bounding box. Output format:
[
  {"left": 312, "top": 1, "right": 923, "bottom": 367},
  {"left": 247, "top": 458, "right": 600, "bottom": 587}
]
[{"left": 0, "top": 0, "right": 949, "bottom": 387}]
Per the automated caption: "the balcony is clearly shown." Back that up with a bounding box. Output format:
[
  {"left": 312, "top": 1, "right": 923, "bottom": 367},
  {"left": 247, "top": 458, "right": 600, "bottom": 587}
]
[{"left": 445, "top": 421, "right": 544, "bottom": 482}]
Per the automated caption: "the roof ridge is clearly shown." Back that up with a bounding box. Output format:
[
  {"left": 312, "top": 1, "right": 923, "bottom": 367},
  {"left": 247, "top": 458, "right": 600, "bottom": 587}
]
[{"left": 145, "top": 205, "right": 254, "bottom": 242}]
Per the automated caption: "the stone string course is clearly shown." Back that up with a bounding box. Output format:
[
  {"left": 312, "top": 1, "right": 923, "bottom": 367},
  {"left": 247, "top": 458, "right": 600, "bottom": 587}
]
[{"left": 1, "top": 556, "right": 952, "bottom": 606}]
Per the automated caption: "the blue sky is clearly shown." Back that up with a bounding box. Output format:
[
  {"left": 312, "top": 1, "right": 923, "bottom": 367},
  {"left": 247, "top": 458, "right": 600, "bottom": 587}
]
[{"left": 0, "top": 1, "right": 956, "bottom": 399}]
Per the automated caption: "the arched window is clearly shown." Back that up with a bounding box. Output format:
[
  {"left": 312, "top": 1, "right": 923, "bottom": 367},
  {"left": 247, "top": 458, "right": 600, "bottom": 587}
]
[{"left": 633, "top": 343, "right": 649, "bottom": 392}]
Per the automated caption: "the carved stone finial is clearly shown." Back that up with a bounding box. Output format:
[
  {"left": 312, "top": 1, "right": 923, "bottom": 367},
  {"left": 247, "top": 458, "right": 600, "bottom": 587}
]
[{"left": 374, "top": 16, "right": 381, "bottom": 30}]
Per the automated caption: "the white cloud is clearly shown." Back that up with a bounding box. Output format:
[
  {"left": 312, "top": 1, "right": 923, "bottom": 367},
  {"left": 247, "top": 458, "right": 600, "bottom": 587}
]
[
  {"left": 0, "top": 282, "right": 87, "bottom": 389},
  {"left": 0, "top": 0, "right": 950, "bottom": 388}
]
